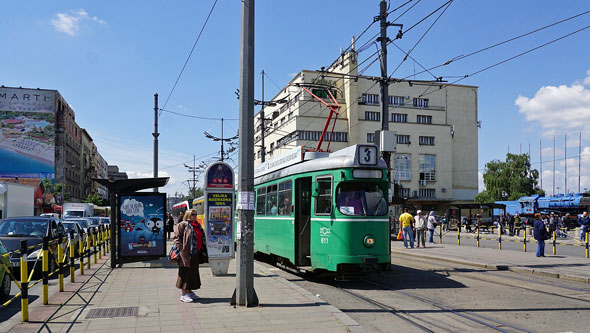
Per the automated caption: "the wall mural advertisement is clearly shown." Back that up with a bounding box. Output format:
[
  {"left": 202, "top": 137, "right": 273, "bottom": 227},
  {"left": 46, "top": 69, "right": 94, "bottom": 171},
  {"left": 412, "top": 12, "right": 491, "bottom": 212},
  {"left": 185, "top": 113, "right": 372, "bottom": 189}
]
[
  {"left": 119, "top": 193, "right": 166, "bottom": 258},
  {"left": 0, "top": 87, "right": 55, "bottom": 179},
  {"left": 206, "top": 192, "right": 233, "bottom": 258}
]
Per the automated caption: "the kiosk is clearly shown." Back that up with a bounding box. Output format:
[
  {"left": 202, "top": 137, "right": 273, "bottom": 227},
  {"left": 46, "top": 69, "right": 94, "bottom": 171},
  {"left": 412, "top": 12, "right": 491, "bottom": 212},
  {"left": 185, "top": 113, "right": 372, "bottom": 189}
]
[{"left": 203, "top": 162, "right": 235, "bottom": 275}]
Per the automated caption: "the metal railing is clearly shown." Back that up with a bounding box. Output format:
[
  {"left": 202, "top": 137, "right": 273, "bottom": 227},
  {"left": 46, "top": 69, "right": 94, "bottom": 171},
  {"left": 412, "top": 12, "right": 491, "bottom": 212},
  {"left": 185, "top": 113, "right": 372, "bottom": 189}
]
[{"left": 0, "top": 225, "right": 111, "bottom": 321}]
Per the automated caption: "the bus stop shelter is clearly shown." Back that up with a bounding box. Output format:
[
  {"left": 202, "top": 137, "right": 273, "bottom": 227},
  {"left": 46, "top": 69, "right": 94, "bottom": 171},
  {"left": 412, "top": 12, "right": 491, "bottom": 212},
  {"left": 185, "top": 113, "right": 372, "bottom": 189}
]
[{"left": 94, "top": 177, "right": 169, "bottom": 268}]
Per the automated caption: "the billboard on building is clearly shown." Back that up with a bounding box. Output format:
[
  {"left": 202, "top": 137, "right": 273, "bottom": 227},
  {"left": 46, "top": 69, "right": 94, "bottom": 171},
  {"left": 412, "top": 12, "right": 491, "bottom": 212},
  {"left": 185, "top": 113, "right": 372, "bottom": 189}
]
[{"left": 0, "top": 87, "right": 55, "bottom": 179}]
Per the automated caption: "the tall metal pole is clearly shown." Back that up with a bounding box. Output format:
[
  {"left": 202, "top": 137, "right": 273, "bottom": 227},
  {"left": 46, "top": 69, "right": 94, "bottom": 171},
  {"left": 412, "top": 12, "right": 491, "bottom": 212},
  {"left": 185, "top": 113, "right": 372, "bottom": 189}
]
[
  {"left": 565, "top": 135, "right": 567, "bottom": 194},
  {"left": 540, "top": 139, "right": 543, "bottom": 190},
  {"left": 153, "top": 93, "right": 159, "bottom": 192},
  {"left": 221, "top": 118, "right": 224, "bottom": 161},
  {"left": 378, "top": 0, "right": 391, "bottom": 197},
  {"left": 579, "top": 132, "right": 582, "bottom": 192},
  {"left": 553, "top": 136, "right": 556, "bottom": 195},
  {"left": 232, "top": 0, "right": 258, "bottom": 307},
  {"left": 260, "top": 70, "right": 266, "bottom": 162}
]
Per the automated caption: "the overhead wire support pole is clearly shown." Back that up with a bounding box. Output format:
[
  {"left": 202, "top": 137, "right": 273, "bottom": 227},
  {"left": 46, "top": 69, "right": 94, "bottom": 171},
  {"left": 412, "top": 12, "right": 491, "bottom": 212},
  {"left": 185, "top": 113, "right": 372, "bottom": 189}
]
[
  {"left": 153, "top": 93, "right": 159, "bottom": 192},
  {"left": 260, "top": 70, "right": 265, "bottom": 162},
  {"left": 231, "top": 0, "right": 258, "bottom": 307}
]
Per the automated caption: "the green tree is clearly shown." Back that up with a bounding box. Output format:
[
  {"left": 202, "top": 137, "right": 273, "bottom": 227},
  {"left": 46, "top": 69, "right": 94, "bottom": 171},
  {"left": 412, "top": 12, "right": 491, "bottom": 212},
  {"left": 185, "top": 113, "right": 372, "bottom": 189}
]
[
  {"left": 82, "top": 193, "right": 106, "bottom": 206},
  {"left": 183, "top": 187, "right": 204, "bottom": 202},
  {"left": 475, "top": 153, "right": 544, "bottom": 203}
]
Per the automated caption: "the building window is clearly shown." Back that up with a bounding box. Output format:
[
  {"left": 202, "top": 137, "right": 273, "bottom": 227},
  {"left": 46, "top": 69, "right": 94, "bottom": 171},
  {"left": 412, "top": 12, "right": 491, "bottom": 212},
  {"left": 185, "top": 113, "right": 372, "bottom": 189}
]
[
  {"left": 419, "top": 136, "right": 435, "bottom": 146},
  {"left": 389, "top": 95, "right": 405, "bottom": 106},
  {"left": 392, "top": 113, "right": 408, "bottom": 123},
  {"left": 297, "top": 130, "right": 348, "bottom": 142},
  {"left": 394, "top": 153, "right": 411, "bottom": 181},
  {"left": 420, "top": 154, "right": 436, "bottom": 181},
  {"left": 364, "top": 111, "right": 380, "bottom": 121},
  {"left": 419, "top": 188, "right": 436, "bottom": 198},
  {"left": 413, "top": 98, "right": 429, "bottom": 108},
  {"left": 417, "top": 115, "right": 432, "bottom": 124},
  {"left": 367, "top": 133, "right": 375, "bottom": 143},
  {"left": 400, "top": 188, "right": 410, "bottom": 198},
  {"left": 361, "top": 93, "right": 379, "bottom": 105},
  {"left": 396, "top": 135, "right": 410, "bottom": 144}
]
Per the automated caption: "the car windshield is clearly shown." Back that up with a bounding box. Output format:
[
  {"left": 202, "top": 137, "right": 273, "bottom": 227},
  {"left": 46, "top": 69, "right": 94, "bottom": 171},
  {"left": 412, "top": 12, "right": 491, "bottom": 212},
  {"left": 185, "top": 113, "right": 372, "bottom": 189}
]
[
  {"left": 88, "top": 218, "right": 100, "bottom": 226},
  {"left": 64, "top": 211, "right": 83, "bottom": 218},
  {"left": 336, "top": 182, "right": 388, "bottom": 217},
  {"left": 0, "top": 219, "right": 48, "bottom": 237},
  {"left": 67, "top": 219, "right": 89, "bottom": 229},
  {"left": 62, "top": 223, "right": 78, "bottom": 234}
]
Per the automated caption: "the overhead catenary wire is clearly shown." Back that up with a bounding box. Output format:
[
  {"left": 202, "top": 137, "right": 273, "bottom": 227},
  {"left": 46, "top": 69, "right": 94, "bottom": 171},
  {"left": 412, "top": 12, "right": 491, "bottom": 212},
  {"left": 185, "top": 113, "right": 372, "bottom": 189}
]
[
  {"left": 160, "top": 0, "right": 219, "bottom": 115},
  {"left": 159, "top": 108, "right": 238, "bottom": 121}
]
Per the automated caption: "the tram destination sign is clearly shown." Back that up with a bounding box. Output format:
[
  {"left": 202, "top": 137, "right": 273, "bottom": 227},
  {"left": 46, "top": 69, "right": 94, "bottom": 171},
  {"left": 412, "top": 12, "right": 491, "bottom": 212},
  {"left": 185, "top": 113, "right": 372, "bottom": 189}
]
[{"left": 254, "top": 146, "right": 303, "bottom": 177}]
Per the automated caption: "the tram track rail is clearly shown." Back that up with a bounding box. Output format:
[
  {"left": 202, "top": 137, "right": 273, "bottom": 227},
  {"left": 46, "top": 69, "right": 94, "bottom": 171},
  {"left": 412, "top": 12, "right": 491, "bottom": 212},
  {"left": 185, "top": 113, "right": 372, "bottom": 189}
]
[{"left": 391, "top": 253, "right": 590, "bottom": 304}]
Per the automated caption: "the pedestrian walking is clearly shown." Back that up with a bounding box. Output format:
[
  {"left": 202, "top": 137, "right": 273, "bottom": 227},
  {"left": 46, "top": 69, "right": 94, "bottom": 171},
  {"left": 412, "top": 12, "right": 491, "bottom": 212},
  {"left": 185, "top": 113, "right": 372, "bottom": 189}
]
[
  {"left": 427, "top": 211, "right": 437, "bottom": 243},
  {"left": 499, "top": 213, "right": 505, "bottom": 235},
  {"left": 507, "top": 213, "right": 514, "bottom": 236},
  {"left": 166, "top": 212, "right": 174, "bottom": 240},
  {"left": 533, "top": 213, "right": 548, "bottom": 257},
  {"left": 578, "top": 211, "right": 590, "bottom": 241},
  {"left": 177, "top": 211, "right": 185, "bottom": 225},
  {"left": 559, "top": 213, "right": 569, "bottom": 238},
  {"left": 174, "top": 209, "right": 208, "bottom": 303},
  {"left": 415, "top": 210, "right": 426, "bottom": 248},
  {"left": 548, "top": 212, "right": 557, "bottom": 237},
  {"left": 399, "top": 208, "right": 414, "bottom": 248}
]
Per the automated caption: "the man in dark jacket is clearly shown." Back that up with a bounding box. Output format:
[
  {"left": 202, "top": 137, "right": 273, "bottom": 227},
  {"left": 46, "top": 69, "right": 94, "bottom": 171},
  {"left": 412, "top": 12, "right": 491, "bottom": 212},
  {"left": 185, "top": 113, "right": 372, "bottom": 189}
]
[
  {"left": 578, "top": 211, "right": 590, "bottom": 241},
  {"left": 533, "top": 213, "right": 547, "bottom": 257}
]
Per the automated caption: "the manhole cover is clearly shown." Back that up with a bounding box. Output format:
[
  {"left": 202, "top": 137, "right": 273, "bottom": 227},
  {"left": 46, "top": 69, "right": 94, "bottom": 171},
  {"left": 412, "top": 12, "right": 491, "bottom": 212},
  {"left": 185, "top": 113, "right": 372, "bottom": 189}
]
[{"left": 86, "top": 306, "right": 139, "bottom": 319}]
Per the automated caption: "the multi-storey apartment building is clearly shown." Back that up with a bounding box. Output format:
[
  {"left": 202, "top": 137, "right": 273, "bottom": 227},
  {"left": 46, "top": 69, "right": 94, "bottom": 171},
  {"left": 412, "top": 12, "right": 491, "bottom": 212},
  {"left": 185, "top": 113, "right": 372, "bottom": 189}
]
[{"left": 253, "top": 50, "right": 478, "bottom": 211}]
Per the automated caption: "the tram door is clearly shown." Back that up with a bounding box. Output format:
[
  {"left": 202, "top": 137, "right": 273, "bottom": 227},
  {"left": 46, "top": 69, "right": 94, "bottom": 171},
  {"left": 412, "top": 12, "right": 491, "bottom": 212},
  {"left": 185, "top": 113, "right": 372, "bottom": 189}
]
[{"left": 295, "top": 177, "right": 312, "bottom": 266}]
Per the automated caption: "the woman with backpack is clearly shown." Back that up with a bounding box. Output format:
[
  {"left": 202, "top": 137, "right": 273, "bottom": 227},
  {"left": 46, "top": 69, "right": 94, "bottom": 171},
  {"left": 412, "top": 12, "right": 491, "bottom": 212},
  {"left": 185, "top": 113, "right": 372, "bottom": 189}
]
[
  {"left": 533, "top": 213, "right": 548, "bottom": 257},
  {"left": 174, "top": 209, "right": 208, "bottom": 302}
]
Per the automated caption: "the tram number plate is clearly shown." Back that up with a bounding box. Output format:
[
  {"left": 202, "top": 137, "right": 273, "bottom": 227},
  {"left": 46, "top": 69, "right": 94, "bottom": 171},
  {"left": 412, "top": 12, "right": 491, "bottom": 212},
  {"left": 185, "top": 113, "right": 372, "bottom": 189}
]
[
  {"left": 321, "top": 237, "right": 329, "bottom": 244},
  {"left": 358, "top": 146, "right": 377, "bottom": 165}
]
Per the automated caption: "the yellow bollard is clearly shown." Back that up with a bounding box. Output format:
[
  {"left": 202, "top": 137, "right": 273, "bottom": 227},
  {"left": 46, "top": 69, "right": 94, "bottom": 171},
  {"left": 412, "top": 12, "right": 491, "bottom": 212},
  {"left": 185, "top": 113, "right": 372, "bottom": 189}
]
[
  {"left": 457, "top": 225, "right": 461, "bottom": 246},
  {"left": 103, "top": 228, "right": 107, "bottom": 256},
  {"left": 586, "top": 231, "right": 589, "bottom": 259},
  {"left": 70, "top": 231, "right": 76, "bottom": 283},
  {"left": 79, "top": 232, "right": 84, "bottom": 275},
  {"left": 87, "top": 230, "right": 92, "bottom": 270},
  {"left": 93, "top": 230, "right": 97, "bottom": 264},
  {"left": 552, "top": 231, "right": 556, "bottom": 255},
  {"left": 523, "top": 226, "right": 527, "bottom": 252},
  {"left": 20, "top": 240, "right": 29, "bottom": 322},
  {"left": 498, "top": 224, "right": 502, "bottom": 250},
  {"left": 58, "top": 236, "right": 64, "bottom": 292},
  {"left": 42, "top": 237, "right": 49, "bottom": 305},
  {"left": 98, "top": 227, "right": 102, "bottom": 260},
  {"left": 439, "top": 222, "right": 443, "bottom": 244},
  {"left": 476, "top": 225, "right": 480, "bottom": 247}
]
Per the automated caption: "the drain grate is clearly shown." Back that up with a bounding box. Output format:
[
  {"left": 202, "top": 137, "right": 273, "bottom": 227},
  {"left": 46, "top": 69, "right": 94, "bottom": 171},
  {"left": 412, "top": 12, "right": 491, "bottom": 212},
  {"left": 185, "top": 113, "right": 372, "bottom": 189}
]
[{"left": 86, "top": 306, "right": 139, "bottom": 319}]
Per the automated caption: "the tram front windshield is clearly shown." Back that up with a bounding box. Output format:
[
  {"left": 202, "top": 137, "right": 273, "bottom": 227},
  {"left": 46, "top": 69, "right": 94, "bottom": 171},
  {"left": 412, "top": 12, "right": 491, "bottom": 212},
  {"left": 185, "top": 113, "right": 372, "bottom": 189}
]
[{"left": 336, "top": 182, "right": 387, "bottom": 216}]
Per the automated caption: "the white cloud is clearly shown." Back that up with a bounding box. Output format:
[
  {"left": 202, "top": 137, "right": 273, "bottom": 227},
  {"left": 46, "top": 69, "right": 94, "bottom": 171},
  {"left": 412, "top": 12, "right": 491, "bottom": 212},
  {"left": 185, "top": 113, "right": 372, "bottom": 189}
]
[
  {"left": 516, "top": 70, "right": 590, "bottom": 137},
  {"left": 582, "top": 69, "right": 590, "bottom": 86},
  {"left": 51, "top": 9, "right": 105, "bottom": 36}
]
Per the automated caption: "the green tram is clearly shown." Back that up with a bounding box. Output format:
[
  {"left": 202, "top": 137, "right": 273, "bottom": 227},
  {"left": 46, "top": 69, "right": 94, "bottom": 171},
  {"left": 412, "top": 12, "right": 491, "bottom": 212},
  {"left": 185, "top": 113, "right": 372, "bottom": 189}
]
[{"left": 253, "top": 144, "right": 390, "bottom": 276}]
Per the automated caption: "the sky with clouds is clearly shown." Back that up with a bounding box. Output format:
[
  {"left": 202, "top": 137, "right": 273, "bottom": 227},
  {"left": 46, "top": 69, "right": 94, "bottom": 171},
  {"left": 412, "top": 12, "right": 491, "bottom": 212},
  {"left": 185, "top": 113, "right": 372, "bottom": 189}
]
[{"left": 1, "top": 1, "right": 589, "bottom": 198}]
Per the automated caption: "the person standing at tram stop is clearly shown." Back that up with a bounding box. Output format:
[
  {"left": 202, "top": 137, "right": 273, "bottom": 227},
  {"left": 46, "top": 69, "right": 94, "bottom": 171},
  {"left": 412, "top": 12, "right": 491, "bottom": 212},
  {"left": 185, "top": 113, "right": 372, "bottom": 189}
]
[
  {"left": 399, "top": 208, "right": 414, "bottom": 248},
  {"left": 414, "top": 210, "right": 427, "bottom": 248},
  {"left": 166, "top": 212, "right": 174, "bottom": 240},
  {"left": 578, "top": 211, "right": 590, "bottom": 241},
  {"left": 514, "top": 213, "right": 522, "bottom": 237},
  {"left": 427, "top": 211, "right": 437, "bottom": 244},
  {"left": 175, "top": 209, "right": 208, "bottom": 303},
  {"left": 533, "top": 213, "right": 548, "bottom": 257}
]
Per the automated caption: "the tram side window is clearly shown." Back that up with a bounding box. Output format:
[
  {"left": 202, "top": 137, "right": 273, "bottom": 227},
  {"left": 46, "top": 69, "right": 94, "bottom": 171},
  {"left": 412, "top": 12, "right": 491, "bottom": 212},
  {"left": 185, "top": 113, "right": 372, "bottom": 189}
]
[
  {"left": 266, "top": 184, "right": 278, "bottom": 215},
  {"left": 315, "top": 177, "right": 332, "bottom": 215},
  {"left": 278, "top": 180, "right": 292, "bottom": 215},
  {"left": 256, "top": 188, "right": 266, "bottom": 215}
]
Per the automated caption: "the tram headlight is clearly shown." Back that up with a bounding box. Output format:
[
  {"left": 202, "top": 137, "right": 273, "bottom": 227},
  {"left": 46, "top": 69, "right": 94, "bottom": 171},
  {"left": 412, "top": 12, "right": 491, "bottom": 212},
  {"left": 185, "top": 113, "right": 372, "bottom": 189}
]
[{"left": 363, "top": 235, "right": 376, "bottom": 248}]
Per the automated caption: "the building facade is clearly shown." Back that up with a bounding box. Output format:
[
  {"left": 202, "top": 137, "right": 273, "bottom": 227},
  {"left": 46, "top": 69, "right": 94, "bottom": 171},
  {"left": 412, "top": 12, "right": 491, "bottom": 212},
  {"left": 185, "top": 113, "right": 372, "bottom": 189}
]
[{"left": 253, "top": 50, "right": 478, "bottom": 212}]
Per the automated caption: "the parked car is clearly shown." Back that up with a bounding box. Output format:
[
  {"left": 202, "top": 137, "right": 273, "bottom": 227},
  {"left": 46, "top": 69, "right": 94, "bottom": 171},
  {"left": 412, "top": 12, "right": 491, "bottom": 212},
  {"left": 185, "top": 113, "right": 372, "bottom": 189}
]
[
  {"left": 0, "top": 216, "right": 68, "bottom": 275},
  {"left": 63, "top": 218, "right": 92, "bottom": 234},
  {"left": 61, "top": 220, "right": 84, "bottom": 256},
  {"left": 40, "top": 213, "right": 60, "bottom": 219},
  {"left": 99, "top": 217, "right": 111, "bottom": 228},
  {"left": 0, "top": 239, "right": 13, "bottom": 301},
  {"left": 86, "top": 217, "right": 103, "bottom": 229}
]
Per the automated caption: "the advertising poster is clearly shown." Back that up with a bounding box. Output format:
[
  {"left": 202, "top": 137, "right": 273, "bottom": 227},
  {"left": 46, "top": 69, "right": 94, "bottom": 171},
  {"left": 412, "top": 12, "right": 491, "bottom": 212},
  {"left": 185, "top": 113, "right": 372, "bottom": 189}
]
[
  {"left": 0, "top": 87, "right": 56, "bottom": 179},
  {"left": 118, "top": 193, "right": 166, "bottom": 258},
  {"left": 206, "top": 163, "right": 233, "bottom": 188},
  {"left": 206, "top": 192, "right": 233, "bottom": 258}
]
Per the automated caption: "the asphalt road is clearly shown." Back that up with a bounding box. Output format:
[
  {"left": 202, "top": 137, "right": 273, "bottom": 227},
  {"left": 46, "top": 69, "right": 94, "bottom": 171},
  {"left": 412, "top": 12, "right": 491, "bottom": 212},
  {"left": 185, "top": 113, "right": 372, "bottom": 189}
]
[{"left": 262, "top": 253, "right": 590, "bottom": 332}]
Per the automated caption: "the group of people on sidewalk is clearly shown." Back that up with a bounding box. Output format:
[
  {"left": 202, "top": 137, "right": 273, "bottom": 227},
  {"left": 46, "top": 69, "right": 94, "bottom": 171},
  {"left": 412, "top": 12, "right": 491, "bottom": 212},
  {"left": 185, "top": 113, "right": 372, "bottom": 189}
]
[{"left": 399, "top": 208, "right": 438, "bottom": 248}]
